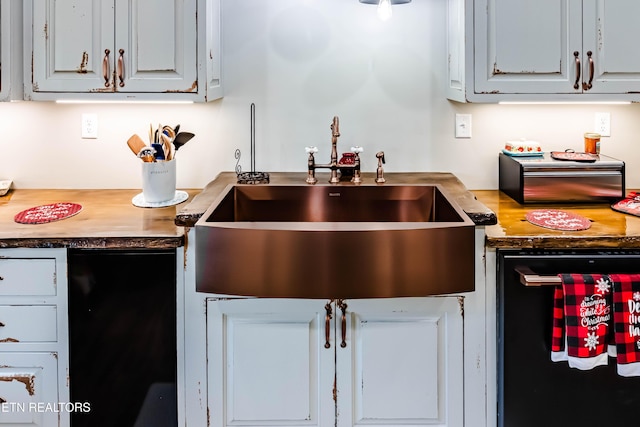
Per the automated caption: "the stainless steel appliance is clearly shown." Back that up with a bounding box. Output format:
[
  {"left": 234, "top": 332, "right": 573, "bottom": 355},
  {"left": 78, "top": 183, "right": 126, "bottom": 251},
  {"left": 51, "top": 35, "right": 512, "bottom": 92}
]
[
  {"left": 499, "top": 153, "right": 625, "bottom": 203},
  {"left": 498, "top": 250, "right": 640, "bottom": 427}
]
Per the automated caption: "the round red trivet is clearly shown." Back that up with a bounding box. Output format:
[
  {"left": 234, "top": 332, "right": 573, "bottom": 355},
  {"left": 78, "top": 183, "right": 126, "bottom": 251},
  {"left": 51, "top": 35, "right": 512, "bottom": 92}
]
[
  {"left": 525, "top": 209, "right": 591, "bottom": 231},
  {"left": 611, "top": 192, "right": 640, "bottom": 217},
  {"left": 14, "top": 202, "right": 83, "bottom": 224}
]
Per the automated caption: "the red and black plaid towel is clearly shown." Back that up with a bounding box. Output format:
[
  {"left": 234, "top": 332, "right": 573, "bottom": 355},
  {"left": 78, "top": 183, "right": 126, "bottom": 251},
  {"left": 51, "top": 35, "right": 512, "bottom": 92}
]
[
  {"left": 558, "top": 274, "right": 612, "bottom": 370},
  {"left": 551, "top": 286, "right": 567, "bottom": 361},
  {"left": 609, "top": 274, "right": 640, "bottom": 377}
]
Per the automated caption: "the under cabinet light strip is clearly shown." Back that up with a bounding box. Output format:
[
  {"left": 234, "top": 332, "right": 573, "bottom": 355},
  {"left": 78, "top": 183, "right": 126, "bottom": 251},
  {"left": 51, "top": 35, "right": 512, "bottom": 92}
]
[
  {"left": 55, "top": 100, "right": 194, "bottom": 104},
  {"left": 499, "top": 101, "right": 631, "bottom": 105}
]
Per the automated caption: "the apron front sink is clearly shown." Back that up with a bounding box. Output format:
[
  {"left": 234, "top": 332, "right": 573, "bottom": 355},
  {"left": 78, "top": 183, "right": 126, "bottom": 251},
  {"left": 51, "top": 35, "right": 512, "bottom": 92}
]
[{"left": 195, "top": 184, "right": 475, "bottom": 298}]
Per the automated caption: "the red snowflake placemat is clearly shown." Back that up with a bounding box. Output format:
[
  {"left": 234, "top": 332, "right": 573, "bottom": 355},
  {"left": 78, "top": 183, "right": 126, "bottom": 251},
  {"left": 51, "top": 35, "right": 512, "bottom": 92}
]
[
  {"left": 612, "top": 192, "right": 640, "bottom": 217},
  {"left": 14, "top": 202, "right": 83, "bottom": 224},
  {"left": 525, "top": 209, "right": 592, "bottom": 231}
]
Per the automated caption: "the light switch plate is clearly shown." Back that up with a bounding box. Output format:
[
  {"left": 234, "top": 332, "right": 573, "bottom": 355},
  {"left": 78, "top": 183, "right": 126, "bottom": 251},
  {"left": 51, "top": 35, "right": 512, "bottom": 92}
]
[{"left": 455, "top": 114, "right": 472, "bottom": 138}]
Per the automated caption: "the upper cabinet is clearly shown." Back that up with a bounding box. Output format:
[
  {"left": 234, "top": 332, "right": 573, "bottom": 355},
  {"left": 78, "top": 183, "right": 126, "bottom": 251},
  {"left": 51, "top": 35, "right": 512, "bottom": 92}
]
[
  {"left": 447, "top": 0, "right": 640, "bottom": 102},
  {"left": 0, "top": 0, "right": 23, "bottom": 101},
  {"left": 24, "top": 0, "right": 222, "bottom": 102}
]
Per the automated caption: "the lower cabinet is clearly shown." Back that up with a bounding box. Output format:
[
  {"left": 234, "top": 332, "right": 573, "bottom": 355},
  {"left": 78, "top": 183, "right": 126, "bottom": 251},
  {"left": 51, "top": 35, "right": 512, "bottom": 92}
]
[
  {"left": 0, "top": 352, "right": 60, "bottom": 427},
  {"left": 206, "top": 297, "right": 464, "bottom": 427},
  {"left": 0, "top": 248, "right": 69, "bottom": 427}
]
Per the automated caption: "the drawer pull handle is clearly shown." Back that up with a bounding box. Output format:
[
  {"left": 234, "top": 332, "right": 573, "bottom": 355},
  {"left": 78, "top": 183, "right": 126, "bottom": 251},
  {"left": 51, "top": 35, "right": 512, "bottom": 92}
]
[
  {"left": 583, "top": 50, "right": 594, "bottom": 91},
  {"left": 573, "top": 51, "right": 581, "bottom": 90},
  {"left": 0, "top": 322, "right": 4, "bottom": 327},
  {"left": 324, "top": 302, "right": 332, "bottom": 349},
  {"left": 117, "top": 49, "right": 125, "bottom": 87},
  {"left": 0, "top": 276, "right": 3, "bottom": 280},
  {"left": 338, "top": 299, "right": 347, "bottom": 348},
  {"left": 103, "top": 48, "right": 111, "bottom": 87}
]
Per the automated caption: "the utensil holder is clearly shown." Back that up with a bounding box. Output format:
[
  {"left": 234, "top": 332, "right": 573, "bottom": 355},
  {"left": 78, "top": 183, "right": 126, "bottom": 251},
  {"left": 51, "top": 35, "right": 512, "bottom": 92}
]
[{"left": 142, "top": 160, "right": 176, "bottom": 203}]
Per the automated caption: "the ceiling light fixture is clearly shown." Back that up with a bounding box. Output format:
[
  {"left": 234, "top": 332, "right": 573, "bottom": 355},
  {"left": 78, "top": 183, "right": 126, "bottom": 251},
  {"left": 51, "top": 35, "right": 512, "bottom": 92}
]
[{"left": 359, "top": 0, "right": 411, "bottom": 21}]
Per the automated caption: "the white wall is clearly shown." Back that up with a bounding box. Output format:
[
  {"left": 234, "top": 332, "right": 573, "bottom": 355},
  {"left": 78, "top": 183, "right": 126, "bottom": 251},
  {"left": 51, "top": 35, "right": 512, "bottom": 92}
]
[{"left": 2, "top": 0, "right": 640, "bottom": 190}]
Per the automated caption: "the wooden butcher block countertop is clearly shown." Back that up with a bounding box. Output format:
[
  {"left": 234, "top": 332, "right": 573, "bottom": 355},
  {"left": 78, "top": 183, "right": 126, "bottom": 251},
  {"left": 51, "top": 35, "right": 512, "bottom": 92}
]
[
  {"left": 0, "top": 189, "right": 199, "bottom": 249},
  {"left": 473, "top": 190, "right": 640, "bottom": 249}
]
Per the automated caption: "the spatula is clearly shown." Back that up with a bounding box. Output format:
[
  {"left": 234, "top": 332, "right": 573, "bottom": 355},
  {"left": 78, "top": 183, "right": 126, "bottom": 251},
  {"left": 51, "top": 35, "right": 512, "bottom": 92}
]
[
  {"left": 127, "top": 134, "right": 147, "bottom": 156},
  {"left": 173, "top": 132, "right": 195, "bottom": 152}
]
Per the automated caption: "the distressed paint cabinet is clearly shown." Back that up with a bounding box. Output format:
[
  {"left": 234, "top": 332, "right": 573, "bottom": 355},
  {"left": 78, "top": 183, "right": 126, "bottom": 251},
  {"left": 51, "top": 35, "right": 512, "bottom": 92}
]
[
  {"left": 0, "top": 0, "right": 22, "bottom": 102},
  {"left": 0, "top": 249, "right": 70, "bottom": 427},
  {"left": 206, "top": 297, "right": 464, "bottom": 427},
  {"left": 24, "top": 0, "right": 222, "bottom": 101},
  {"left": 181, "top": 227, "right": 488, "bottom": 427},
  {"left": 447, "top": 0, "right": 640, "bottom": 102}
]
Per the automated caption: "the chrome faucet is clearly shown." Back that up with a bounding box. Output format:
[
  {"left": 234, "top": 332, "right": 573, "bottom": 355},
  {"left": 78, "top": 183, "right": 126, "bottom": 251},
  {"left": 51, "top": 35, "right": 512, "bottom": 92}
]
[{"left": 306, "top": 116, "right": 362, "bottom": 184}]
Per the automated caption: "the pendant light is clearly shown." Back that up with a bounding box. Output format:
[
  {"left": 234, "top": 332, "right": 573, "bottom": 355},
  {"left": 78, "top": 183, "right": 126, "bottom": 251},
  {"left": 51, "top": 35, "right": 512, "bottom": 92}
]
[{"left": 359, "top": 0, "right": 411, "bottom": 21}]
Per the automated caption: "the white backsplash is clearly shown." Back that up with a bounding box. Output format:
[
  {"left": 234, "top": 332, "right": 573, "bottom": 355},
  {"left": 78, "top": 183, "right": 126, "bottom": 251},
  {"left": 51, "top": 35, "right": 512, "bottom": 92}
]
[{"left": 2, "top": 0, "right": 640, "bottom": 190}]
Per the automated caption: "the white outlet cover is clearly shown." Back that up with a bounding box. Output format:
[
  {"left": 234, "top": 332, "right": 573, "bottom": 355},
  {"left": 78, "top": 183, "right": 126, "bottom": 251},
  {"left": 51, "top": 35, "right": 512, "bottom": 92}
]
[
  {"left": 455, "top": 114, "right": 472, "bottom": 138},
  {"left": 594, "top": 112, "right": 610, "bottom": 137},
  {"left": 82, "top": 113, "right": 98, "bottom": 139}
]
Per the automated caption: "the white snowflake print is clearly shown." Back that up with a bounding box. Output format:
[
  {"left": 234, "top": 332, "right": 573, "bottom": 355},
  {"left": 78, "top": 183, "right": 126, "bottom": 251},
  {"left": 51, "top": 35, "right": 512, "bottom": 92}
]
[
  {"left": 595, "top": 277, "right": 611, "bottom": 294},
  {"left": 584, "top": 332, "right": 599, "bottom": 351},
  {"left": 634, "top": 292, "right": 640, "bottom": 302}
]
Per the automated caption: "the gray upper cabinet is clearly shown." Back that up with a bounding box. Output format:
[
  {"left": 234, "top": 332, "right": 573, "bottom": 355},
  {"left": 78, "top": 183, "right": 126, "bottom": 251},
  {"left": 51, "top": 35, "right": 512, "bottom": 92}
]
[
  {"left": 447, "top": 0, "right": 640, "bottom": 102},
  {"left": 0, "top": 0, "right": 22, "bottom": 101},
  {"left": 24, "top": 0, "right": 222, "bottom": 102}
]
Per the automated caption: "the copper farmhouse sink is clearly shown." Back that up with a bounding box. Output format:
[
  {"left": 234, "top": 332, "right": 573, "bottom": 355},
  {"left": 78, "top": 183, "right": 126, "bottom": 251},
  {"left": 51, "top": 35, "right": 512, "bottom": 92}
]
[{"left": 195, "top": 184, "right": 475, "bottom": 298}]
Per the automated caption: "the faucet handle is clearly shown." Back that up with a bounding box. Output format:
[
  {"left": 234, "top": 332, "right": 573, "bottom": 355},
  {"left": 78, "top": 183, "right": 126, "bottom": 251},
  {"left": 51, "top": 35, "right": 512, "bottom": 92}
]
[
  {"left": 350, "top": 146, "right": 363, "bottom": 154},
  {"left": 305, "top": 146, "right": 318, "bottom": 154}
]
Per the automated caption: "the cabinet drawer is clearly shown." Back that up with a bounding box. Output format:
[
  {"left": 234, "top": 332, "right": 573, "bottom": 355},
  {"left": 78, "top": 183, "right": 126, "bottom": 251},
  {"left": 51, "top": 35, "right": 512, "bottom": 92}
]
[
  {"left": 0, "top": 258, "right": 57, "bottom": 296},
  {"left": 0, "top": 306, "right": 57, "bottom": 343}
]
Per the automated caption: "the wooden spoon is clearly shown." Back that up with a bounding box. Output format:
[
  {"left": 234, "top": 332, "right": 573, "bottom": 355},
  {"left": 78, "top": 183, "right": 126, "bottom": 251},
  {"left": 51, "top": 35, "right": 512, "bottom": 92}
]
[{"left": 127, "top": 134, "right": 147, "bottom": 156}]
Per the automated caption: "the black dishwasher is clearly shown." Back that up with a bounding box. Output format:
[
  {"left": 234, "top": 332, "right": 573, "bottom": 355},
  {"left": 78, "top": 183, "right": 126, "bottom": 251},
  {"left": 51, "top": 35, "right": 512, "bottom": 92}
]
[
  {"left": 68, "top": 249, "right": 177, "bottom": 427},
  {"left": 498, "top": 250, "right": 640, "bottom": 427}
]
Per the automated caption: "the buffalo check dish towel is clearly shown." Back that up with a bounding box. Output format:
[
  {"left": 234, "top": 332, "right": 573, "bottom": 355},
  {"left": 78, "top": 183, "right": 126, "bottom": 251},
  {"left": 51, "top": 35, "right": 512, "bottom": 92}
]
[
  {"left": 551, "top": 286, "right": 568, "bottom": 362},
  {"left": 609, "top": 274, "right": 640, "bottom": 377},
  {"left": 559, "top": 274, "right": 613, "bottom": 370}
]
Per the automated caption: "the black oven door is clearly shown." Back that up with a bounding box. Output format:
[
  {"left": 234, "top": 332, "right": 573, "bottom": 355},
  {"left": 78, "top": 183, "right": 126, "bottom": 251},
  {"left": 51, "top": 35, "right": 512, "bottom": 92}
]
[{"left": 498, "top": 250, "right": 640, "bottom": 427}]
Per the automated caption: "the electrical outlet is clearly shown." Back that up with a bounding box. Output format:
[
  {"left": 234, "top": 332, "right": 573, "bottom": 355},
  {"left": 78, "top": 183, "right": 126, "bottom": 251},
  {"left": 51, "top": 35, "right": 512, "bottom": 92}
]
[
  {"left": 455, "top": 114, "right": 472, "bottom": 138},
  {"left": 595, "top": 112, "right": 610, "bottom": 137},
  {"left": 81, "top": 114, "right": 98, "bottom": 139}
]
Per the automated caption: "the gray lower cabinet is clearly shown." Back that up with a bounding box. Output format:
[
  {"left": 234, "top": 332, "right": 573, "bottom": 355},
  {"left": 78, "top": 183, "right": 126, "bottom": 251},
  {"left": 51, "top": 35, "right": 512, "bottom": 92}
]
[
  {"left": 205, "top": 297, "right": 464, "bottom": 427},
  {"left": 0, "top": 249, "right": 69, "bottom": 427}
]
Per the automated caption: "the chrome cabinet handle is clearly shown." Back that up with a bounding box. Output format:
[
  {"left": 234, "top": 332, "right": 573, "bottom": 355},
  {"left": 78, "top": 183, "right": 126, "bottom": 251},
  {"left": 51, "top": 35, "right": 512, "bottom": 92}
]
[
  {"left": 117, "top": 49, "right": 125, "bottom": 87},
  {"left": 102, "top": 49, "right": 111, "bottom": 87},
  {"left": 583, "top": 50, "right": 594, "bottom": 91},
  {"left": 338, "top": 300, "right": 347, "bottom": 348},
  {"left": 324, "top": 302, "right": 332, "bottom": 349},
  {"left": 573, "top": 51, "right": 581, "bottom": 90}
]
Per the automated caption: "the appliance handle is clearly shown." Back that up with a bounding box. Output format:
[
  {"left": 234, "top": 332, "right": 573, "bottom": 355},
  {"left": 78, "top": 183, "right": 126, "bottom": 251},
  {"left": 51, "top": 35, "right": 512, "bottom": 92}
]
[{"left": 514, "top": 266, "right": 561, "bottom": 286}]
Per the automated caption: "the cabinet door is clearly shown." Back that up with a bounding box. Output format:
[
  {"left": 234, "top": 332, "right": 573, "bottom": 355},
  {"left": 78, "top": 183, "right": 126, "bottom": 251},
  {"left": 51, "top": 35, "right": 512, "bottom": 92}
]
[
  {"left": 0, "top": 352, "right": 59, "bottom": 427},
  {"left": 582, "top": 0, "right": 640, "bottom": 94},
  {"left": 474, "top": 0, "right": 583, "bottom": 95},
  {"left": 207, "top": 298, "right": 335, "bottom": 427},
  {"left": 336, "top": 297, "right": 464, "bottom": 427},
  {"left": 114, "top": 0, "right": 197, "bottom": 93},
  {"left": 30, "top": 0, "right": 115, "bottom": 93}
]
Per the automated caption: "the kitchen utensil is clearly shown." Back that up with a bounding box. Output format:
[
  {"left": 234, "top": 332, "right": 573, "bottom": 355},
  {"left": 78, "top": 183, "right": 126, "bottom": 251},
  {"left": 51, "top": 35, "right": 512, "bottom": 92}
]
[
  {"left": 127, "top": 134, "right": 147, "bottom": 156},
  {"left": 173, "top": 132, "right": 195, "bottom": 152},
  {"left": 161, "top": 133, "right": 173, "bottom": 161},
  {"left": 137, "top": 147, "right": 156, "bottom": 162},
  {"left": 151, "top": 143, "right": 165, "bottom": 160}
]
